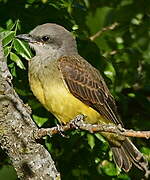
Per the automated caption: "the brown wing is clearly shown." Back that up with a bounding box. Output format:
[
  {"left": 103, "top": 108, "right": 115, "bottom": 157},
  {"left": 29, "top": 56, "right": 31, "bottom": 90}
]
[{"left": 58, "top": 56, "right": 123, "bottom": 126}]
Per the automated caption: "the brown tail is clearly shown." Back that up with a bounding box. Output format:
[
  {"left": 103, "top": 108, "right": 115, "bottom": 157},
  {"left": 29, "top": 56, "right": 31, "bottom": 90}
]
[{"left": 111, "top": 138, "right": 148, "bottom": 172}]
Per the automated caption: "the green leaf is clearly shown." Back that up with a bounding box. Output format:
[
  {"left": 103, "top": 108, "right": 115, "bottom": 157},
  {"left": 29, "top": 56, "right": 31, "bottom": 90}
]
[
  {"left": 87, "top": 134, "right": 95, "bottom": 149},
  {"left": 0, "top": 27, "right": 5, "bottom": 33},
  {"left": 33, "top": 115, "right": 48, "bottom": 127},
  {"left": 0, "top": 165, "right": 17, "bottom": 180},
  {"left": 2, "top": 31, "right": 15, "bottom": 47},
  {"left": 13, "top": 39, "right": 32, "bottom": 60},
  {"left": 101, "top": 160, "right": 118, "bottom": 176},
  {"left": 0, "top": 30, "right": 10, "bottom": 40},
  {"left": 10, "top": 52, "right": 25, "bottom": 69},
  {"left": 95, "top": 133, "right": 107, "bottom": 143},
  {"left": 141, "top": 147, "right": 150, "bottom": 154},
  {"left": 141, "top": 147, "right": 150, "bottom": 161},
  {"left": 104, "top": 62, "right": 116, "bottom": 83},
  {"left": 8, "top": 62, "right": 16, "bottom": 77},
  {"left": 6, "top": 19, "right": 15, "bottom": 30},
  {"left": 45, "top": 140, "right": 53, "bottom": 151},
  {"left": 4, "top": 46, "right": 11, "bottom": 57}
]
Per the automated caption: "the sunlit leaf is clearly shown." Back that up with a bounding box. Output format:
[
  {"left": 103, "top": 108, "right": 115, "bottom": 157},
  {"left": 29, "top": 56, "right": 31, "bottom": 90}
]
[
  {"left": 13, "top": 39, "right": 32, "bottom": 60},
  {"left": 104, "top": 62, "right": 116, "bottom": 82},
  {"left": 100, "top": 160, "right": 118, "bottom": 176},
  {"left": 10, "top": 52, "right": 25, "bottom": 69},
  {"left": 95, "top": 133, "right": 107, "bottom": 143},
  {"left": 2, "top": 31, "right": 15, "bottom": 47},
  {"left": 87, "top": 134, "right": 95, "bottom": 149},
  {"left": 32, "top": 115, "right": 48, "bottom": 127},
  {"left": 6, "top": 19, "right": 15, "bottom": 30},
  {"left": 41, "top": 0, "right": 48, "bottom": 3},
  {"left": 3, "top": 46, "right": 11, "bottom": 56},
  {"left": 141, "top": 147, "right": 150, "bottom": 161}
]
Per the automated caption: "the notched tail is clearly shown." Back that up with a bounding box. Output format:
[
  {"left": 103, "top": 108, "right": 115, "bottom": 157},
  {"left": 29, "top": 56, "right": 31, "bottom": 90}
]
[{"left": 111, "top": 138, "right": 149, "bottom": 177}]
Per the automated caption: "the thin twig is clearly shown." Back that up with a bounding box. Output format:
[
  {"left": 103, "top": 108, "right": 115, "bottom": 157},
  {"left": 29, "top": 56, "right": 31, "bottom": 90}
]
[
  {"left": 35, "top": 115, "right": 150, "bottom": 139},
  {"left": 90, "top": 22, "right": 119, "bottom": 41}
]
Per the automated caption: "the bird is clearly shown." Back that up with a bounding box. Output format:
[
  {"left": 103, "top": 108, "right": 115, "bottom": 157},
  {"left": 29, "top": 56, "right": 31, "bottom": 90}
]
[{"left": 16, "top": 23, "right": 148, "bottom": 173}]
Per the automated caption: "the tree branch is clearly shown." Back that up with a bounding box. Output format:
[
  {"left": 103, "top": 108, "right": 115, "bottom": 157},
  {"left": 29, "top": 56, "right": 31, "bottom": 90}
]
[
  {"left": 35, "top": 115, "right": 150, "bottom": 178},
  {"left": 35, "top": 115, "right": 150, "bottom": 139},
  {"left": 90, "top": 22, "right": 119, "bottom": 41},
  {"left": 0, "top": 39, "right": 60, "bottom": 179}
]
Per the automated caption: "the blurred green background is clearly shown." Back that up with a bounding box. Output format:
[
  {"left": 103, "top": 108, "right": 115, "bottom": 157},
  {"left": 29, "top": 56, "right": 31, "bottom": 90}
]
[{"left": 0, "top": 0, "right": 150, "bottom": 179}]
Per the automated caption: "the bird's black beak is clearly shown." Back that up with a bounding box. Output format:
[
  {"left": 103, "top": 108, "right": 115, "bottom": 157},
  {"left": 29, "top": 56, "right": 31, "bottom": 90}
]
[{"left": 16, "top": 34, "right": 36, "bottom": 43}]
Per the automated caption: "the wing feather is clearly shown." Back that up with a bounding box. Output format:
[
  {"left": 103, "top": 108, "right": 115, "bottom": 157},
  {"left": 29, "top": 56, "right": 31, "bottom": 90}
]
[{"left": 58, "top": 56, "right": 123, "bottom": 125}]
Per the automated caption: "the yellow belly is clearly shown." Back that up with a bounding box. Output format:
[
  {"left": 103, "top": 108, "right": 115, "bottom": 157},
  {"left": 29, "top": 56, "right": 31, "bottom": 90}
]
[
  {"left": 45, "top": 84, "right": 104, "bottom": 124},
  {"left": 30, "top": 75, "right": 110, "bottom": 125}
]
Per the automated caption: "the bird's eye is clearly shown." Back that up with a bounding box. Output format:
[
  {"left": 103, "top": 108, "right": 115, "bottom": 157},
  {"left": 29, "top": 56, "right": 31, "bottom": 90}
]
[{"left": 41, "top": 36, "right": 49, "bottom": 42}]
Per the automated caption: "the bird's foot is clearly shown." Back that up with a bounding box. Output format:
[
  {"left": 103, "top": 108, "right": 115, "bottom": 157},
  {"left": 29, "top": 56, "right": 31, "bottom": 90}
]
[
  {"left": 57, "top": 124, "right": 69, "bottom": 138},
  {"left": 70, "top": 114, "right": 86, "bottom": 129}
]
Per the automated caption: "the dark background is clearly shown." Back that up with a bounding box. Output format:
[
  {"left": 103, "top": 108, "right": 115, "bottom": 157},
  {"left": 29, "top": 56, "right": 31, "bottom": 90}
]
[{"left": 0, "top": 0, "right": 150, "bottom": 179}]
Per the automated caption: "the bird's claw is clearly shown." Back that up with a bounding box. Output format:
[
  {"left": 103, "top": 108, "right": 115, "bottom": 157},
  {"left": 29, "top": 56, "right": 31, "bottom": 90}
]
[
  {"left": 57, "top": 124, "right": 69, "bottom": 138},
  {"left": 70, "top": 114, "right": 86, "bottom": 129}
]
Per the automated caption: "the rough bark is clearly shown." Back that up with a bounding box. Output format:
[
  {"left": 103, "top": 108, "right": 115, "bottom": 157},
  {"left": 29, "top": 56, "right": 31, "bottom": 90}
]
[{"left": 0, "top": 39, "right": 60, "bottom": 180}]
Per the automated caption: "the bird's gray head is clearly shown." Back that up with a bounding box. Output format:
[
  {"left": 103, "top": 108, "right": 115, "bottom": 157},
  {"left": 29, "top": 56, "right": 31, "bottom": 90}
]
[{"left": 16, "top": 23, "right": 78, "bottom": 59}]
